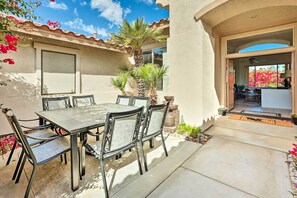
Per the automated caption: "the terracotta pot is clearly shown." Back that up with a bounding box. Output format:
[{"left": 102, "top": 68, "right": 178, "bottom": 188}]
[{"left": 164, "top": 96, "right": 174, "bottom": 101}]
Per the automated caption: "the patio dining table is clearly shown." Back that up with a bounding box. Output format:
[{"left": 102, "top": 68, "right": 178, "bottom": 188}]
[{"left": 35, "top": 103, "right": 138, "bottom": 191}]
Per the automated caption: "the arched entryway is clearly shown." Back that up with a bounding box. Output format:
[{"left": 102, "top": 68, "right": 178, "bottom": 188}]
[{"left": 195, "top": 0, "right": 297, "bottom": 116}]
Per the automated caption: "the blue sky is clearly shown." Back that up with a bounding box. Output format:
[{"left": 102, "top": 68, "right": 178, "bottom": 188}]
[{"left": 35, "top": 0, "right": 168, "bottom": 39}]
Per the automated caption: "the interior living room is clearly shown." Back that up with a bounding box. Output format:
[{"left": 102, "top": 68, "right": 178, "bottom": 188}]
[{"left": 230, "top": 53, "right": 292, "bottom": 119}]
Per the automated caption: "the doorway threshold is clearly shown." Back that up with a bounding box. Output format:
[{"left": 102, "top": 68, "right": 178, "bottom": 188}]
[{"left": 228, "top": 111, "right": 291, "bottom": 121}]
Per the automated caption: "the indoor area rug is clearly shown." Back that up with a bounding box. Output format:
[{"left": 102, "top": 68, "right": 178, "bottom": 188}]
[{"left": 229, "top": 114, "right": 293, "bottom": 127}]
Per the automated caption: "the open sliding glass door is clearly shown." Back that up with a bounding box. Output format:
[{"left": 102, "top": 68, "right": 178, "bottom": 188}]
[{"left": 227, "top": 59, "right": 235, "bottom": 110}]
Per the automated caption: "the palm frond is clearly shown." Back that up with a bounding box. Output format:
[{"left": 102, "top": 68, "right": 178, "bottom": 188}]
[
  {"left": 109, "top": 17, "right": 166, "bottom": 50},
  {"left": 111, "top": 72, "right": 128, "bottom": 94},
  {"left": 136, "top": 63, "right": 168, "bottom": 88}
]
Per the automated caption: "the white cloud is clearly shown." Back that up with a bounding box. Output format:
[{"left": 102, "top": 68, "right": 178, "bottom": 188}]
[
  {"left": 80, "top": 1, "right": 87, "bottom": 6},
  {"left": 123, "top": 8, "right": 131, "bottom": 18},
  {"left": 90, "top": 0, "right": 128, "bottom": 26},
  {"left": 137, "top": 0, "right": 153, "bottom": 6},
  {"left": 74, "top": 8, "right": 78, "bottom": 16},
  {"left": 63, "top": 18, "right": 108, "bottom": 38},
  {"left": 47, "top": 2, "right": 68, "bottom": 10}
]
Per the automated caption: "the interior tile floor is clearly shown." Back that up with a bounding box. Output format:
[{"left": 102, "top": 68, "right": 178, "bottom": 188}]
[{"left": 230, "top": 99, "right": 291, "bottom": 118}]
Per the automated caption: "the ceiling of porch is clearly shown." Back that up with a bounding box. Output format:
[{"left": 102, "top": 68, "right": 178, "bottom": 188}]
[{"left": 195, "top": 0, "right": 297, "bottom": 36}]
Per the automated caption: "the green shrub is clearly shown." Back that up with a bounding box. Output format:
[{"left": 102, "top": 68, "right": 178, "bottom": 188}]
[
  {"left": 187, "top": 126, "right": 201, "bottom": 138},
  {"left": 177, "top": 122, "right": 201, "bottom": 137}
]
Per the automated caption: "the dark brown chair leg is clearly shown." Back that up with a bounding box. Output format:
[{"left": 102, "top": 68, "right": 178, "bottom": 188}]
[
  {"left": 16, "top": 155, "right": 27, "bottom": 184},
  {"left": 12, "top": 149, "right": 24, "bottom": 180},
  {"left": 7, "top": 139, "right": 17, "bottom": 165}
]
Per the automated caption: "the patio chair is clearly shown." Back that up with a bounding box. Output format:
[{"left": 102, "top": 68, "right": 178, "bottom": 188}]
[
  {"left": 42, "top": 96, "right": 72, "bottom": 111},
  {"left": 131, "top": 96, "right": 152, "bottom": 146},
  {"left": 116, "top": 95, "right": 132, "bottom": 105},
  {"left": 5, "top": 118, "right": 55, "bottom": 166},
  {"left": 72, "top": 95, "right": 102, "bottom": 141},
  {"left": 130, "top": 96, "right": 151, "bottom": 112},
  {"left": 2, "top": 108, "right": 72, "bottom": 198},
  {"left": 42, "top": 96, "right": 71, "bottom": 162},
  {"left": 83, "top": 107, "right": 144, "bottom": 198},
  {"left": 72, "top": 95, "right": 96, "bottom": 107},
  {"left": 139, "top": 102, "right": 169, "bottom": 172}
]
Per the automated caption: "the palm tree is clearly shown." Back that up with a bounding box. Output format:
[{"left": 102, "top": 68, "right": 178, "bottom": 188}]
[
  {"left": 111, "top": 72, "right": 128, "bottom": 95},
  {"left": 136, "top": 63, "right": 168, "bottom": 105},
  {"left": 110, "top": 18, "right": 166, "bottom": 97}
]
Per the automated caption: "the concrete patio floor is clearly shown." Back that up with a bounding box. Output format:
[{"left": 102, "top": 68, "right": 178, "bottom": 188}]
[{"left": 0, "top": 117, "right": 295, "bottom": 197}]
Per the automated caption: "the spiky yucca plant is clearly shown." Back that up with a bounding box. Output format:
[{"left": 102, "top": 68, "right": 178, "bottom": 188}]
[
  {"left": 136, "top": 63, "right": 168, "bottom": 105},
  {"left": 111, "top": 72, "right": 128, "bottom": 95},
  {"left": 110, "top": 18, "right": 166, "bottom": 97}
]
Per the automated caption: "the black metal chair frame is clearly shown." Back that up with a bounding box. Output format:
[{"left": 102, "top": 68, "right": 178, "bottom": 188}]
[
  {"left": 6, "top": 118, "right": 52, "bottom": 166},
  {"left": 115, "top": 95, "right": 132, "bottom": 105},
  {"left": 139, "top": 102, "right": 170, "bottom": 172},
  {"left": 42, "top": 96, "right": 72, "bottom": 111},
  {"left": 130, "top": 96, "right": 151, "bottom": 108},
  {"left": 72, "top": 95, "right": 96, "bottom": 107},
  {"left": 2, "top": 108, "right": 72, "bottom": 198},
  {"left": 84, "top": 107, "right": 144, "bottom": 198}
]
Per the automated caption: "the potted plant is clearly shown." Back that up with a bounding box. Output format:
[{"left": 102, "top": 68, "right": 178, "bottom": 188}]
[
  {"left": 218, "top": 106, "right": 228, "bottom": 116},
  {"left": 291, "top": 114, "right": 297, "bottom": 125}
]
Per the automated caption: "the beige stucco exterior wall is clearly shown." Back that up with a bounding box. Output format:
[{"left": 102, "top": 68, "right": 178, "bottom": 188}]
[
  {"left": 0, "top": 36, "right": 130, "bottom": 135},
  {"left": 167, "top": 0, "right": 220, "bottom": 127}
]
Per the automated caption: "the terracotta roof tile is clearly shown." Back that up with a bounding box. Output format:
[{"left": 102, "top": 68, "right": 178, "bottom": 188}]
[{"left": 5, "top": 14, "right": 169, "bottom": 51}]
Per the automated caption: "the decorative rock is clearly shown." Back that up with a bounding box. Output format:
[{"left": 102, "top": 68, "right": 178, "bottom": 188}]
[
  {"left": 169, "top": 104, "right": 178, "bottom": 111},
  {"left": 163, "top": 96, "right": 180, "bottom": 133},
  {"left": 165, "top": 115, "right": 175, "bottom": 127}
]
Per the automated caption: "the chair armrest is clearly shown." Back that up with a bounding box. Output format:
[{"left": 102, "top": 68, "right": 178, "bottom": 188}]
[
  {"left": 21, "top": 124, "right": 52, "bottom": 130},
  {"left": 18, "top": 118, "right": 40, "bottom": 122},
  {"left": 25, "top": 133, "right": 68, "bottom": 141}
]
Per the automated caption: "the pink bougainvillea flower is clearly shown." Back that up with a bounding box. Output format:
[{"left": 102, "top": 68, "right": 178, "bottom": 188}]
[
  {"left": 8, "top": 44, "right": 17, "bottom": 52},
  {"left": 293, "top": 148, "right": 297, "bottom": 152},
  {"left": 3, "top": 58, "right": 15, "bottom": 64},
  {"left": 293, "top": 143, "right": 297, "bottom": 147},
  {"left": 47, "top": 20, "right": 61, "bottom": 29},
  {"left": 50, "top": 0, "right": 55, "bottom": 2},
  {"left": 5, "top": 34, "right": 18, "bottom": 45},
  {"left": 290, "top": 151, "right": 297, "bottom": 156},
  {"left": 0, "top": 44, "right": 8, "bottom": 53}
]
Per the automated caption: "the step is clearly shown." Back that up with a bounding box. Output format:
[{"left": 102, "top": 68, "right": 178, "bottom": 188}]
[
  {"left": 205, "top": 125, "right": 293, "bottom": 152},
  {"left": 214, "top": 117, "right": 296, "bottom": 140}
]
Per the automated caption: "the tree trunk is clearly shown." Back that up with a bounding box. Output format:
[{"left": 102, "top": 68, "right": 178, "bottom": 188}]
[
  {"left": 134, "top": 49, "right": 145, "bottom": 97},
  {"left": 150, "top": 87, "right": 158, "bottom": 105}
]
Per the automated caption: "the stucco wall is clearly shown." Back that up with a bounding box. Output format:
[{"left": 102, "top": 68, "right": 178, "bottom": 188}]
[
  {"left": 0, "top": 36, "right": 130, "bottom": 135},
  {"left": 167, "top": 0, "right": 220, "bottom": 127}
]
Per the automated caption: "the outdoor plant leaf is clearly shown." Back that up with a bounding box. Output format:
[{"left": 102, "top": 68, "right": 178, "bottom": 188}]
[
  {"left": 111, "top": 72, "right": 128, "bottom": 95},
  {"left": 110, "top": 18, "right": 167, "bottom": 97}
]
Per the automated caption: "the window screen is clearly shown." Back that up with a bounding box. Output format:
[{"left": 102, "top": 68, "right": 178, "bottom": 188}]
[{"left": 41, "top": 50, "right": 76, "bottom": 94}]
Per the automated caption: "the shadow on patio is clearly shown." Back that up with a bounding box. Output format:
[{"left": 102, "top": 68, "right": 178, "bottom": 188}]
[{"left": 0, "top": 133, "right": 187, "bottom": 198}]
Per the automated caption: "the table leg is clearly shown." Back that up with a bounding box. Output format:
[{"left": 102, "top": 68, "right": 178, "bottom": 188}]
[
  {"left": 71, "top": 134, "right": 79, "bottom": 191},
  {"left": 80, "top": 132, "right": 87, "bottom": 176}
]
